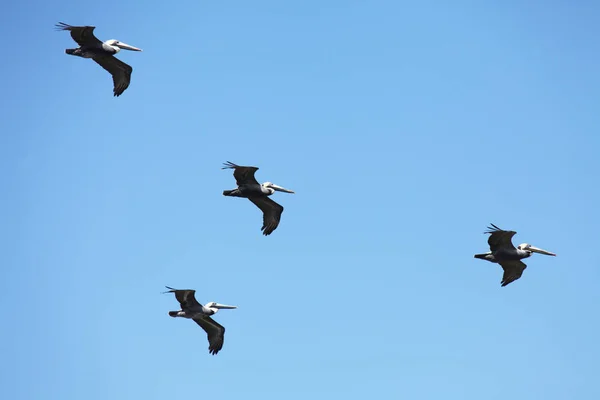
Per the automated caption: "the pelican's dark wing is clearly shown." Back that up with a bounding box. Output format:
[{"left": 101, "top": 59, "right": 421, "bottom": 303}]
[
  {"left": 55, "top": 22, "right": 102, "bottom": 47},
  {"left": 164, "top": 287, "right": 203, "bottom": 310},
  {"left": 498, "top": 260, "right": 527, "bottom": 287},
  {"left": 194, "top": 316, "right": 226, "bottom": 355},
  {"left": 485, "top": 223, "right": 517, "bottom": 252},
  {"left": 222, "top": 161, "right": 260, "bottom": 186},
  {"left": 249, "top": 196, "right": 284, "bottom": 236},
  {"left": 91, "top": 55, "right": 133, "bottom": 97}
]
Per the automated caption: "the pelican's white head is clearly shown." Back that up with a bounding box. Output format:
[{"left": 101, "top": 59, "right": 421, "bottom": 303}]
[
  {"left": 105, "top": 39, "right": 143, "bottom": 53},
  {"left": 205, "top": 302, "right": 238, "bottom": 313},
  {"left": 262, "top": 181, "right": 295, "bottom": 195},
  {"left": 517, "top": 243, "right": 556, "bottom": 257}
]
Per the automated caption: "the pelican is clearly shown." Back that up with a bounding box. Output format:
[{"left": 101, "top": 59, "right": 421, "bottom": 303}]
[
  {"left": 474, "top": 223, "right": 556, "bottom": 287},
  {"left": 222, "top": 161, "right": 295, "bottom": 236},
  {"left": 55, "top": 22, "right": 142, "bottom": 97},
  {"left": 164, "top": 286, "right": 237, "bottom": 355}
]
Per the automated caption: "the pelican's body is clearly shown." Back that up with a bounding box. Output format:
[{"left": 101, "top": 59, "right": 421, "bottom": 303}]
[
  {"left": 164, "top": 286, "right": 237, "bottom": 355},
  {"left": 55, "top": 22, "right": 142, "bottom": 97},
  {"left": 226, "top": 182, "right": 279, "bottom": 197},
  {"left": 474, "top": 224, "right": 556, "bottom": 287},
  {"left": 222, "top": 161, "right": 295, "bottom": 235}
]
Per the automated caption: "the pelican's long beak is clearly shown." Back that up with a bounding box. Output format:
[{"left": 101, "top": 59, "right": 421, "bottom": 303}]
[
  {"left": 270, "top": 184, "right": 295, "bottom": 194},
  {"left": 213, "top": 303, "right": 237, "bottom": 309},
  {"left": 117, "top": 42, "right": 143, "bottom": 51},
  {"left": 529, "top": 246, "right": 556, "bottom": 256}
]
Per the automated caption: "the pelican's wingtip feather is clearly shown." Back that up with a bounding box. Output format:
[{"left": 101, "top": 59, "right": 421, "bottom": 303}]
[
  {"left": 54, "top": 22, "right": 71, "bottom": 31},
  {"left": 221, "top": 161, "right": 239, "bottom": 170}
]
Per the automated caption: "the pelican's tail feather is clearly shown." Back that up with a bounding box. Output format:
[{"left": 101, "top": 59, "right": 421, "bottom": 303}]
[
  {"left": 223, "top": 189, "right": 243, "bottom": 197},
  {"left": 474, "top": 253, "right": 495, "bottom": 262},
  {"left": 168, "top": 311, "right": 179, "bottom": 317},
  {"left": 65, "top": 49, "right": 77, "bottom": 55}
]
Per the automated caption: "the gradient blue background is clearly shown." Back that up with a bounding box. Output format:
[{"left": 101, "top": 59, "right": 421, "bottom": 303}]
[{"left": 2, "top": 1, "right": 600, "bottom": 399}]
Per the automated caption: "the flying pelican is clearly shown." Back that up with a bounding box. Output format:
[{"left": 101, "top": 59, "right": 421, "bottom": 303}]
[
  {"left": 222, "top": 161, "right": 295, "bottom": 236},
  {"left": 164, "top": 286, "right": 237, "bottom": 355},
  {"left": 474, "top": 223, "right": 556, "bottom": 287},
  {"left": 55, "top": 22, "right": 142, "bottom": 97}
]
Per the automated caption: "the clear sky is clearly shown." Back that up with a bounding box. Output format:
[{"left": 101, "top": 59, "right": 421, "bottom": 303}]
[{"left": 2, "top": 1, "right": 600, "bottom": 399}]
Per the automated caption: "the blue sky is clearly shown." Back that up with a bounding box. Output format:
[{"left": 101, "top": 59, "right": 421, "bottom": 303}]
[{"left": 2, "top": 0, "right": 600, "bottom": 399}]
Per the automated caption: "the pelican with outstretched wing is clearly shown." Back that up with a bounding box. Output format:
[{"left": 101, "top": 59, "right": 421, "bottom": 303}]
[
  {"left": 164, "top": 286, "right": 237, "bottom": 355},
  {"left": 222, "top": 161, "right": 295, "bottom": 236},
  {"left": 474, "top": 223, "right": 556, "bottom": 287},
  {"left": 55, "top": 22, "right": 142, "bottom": 97}
]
